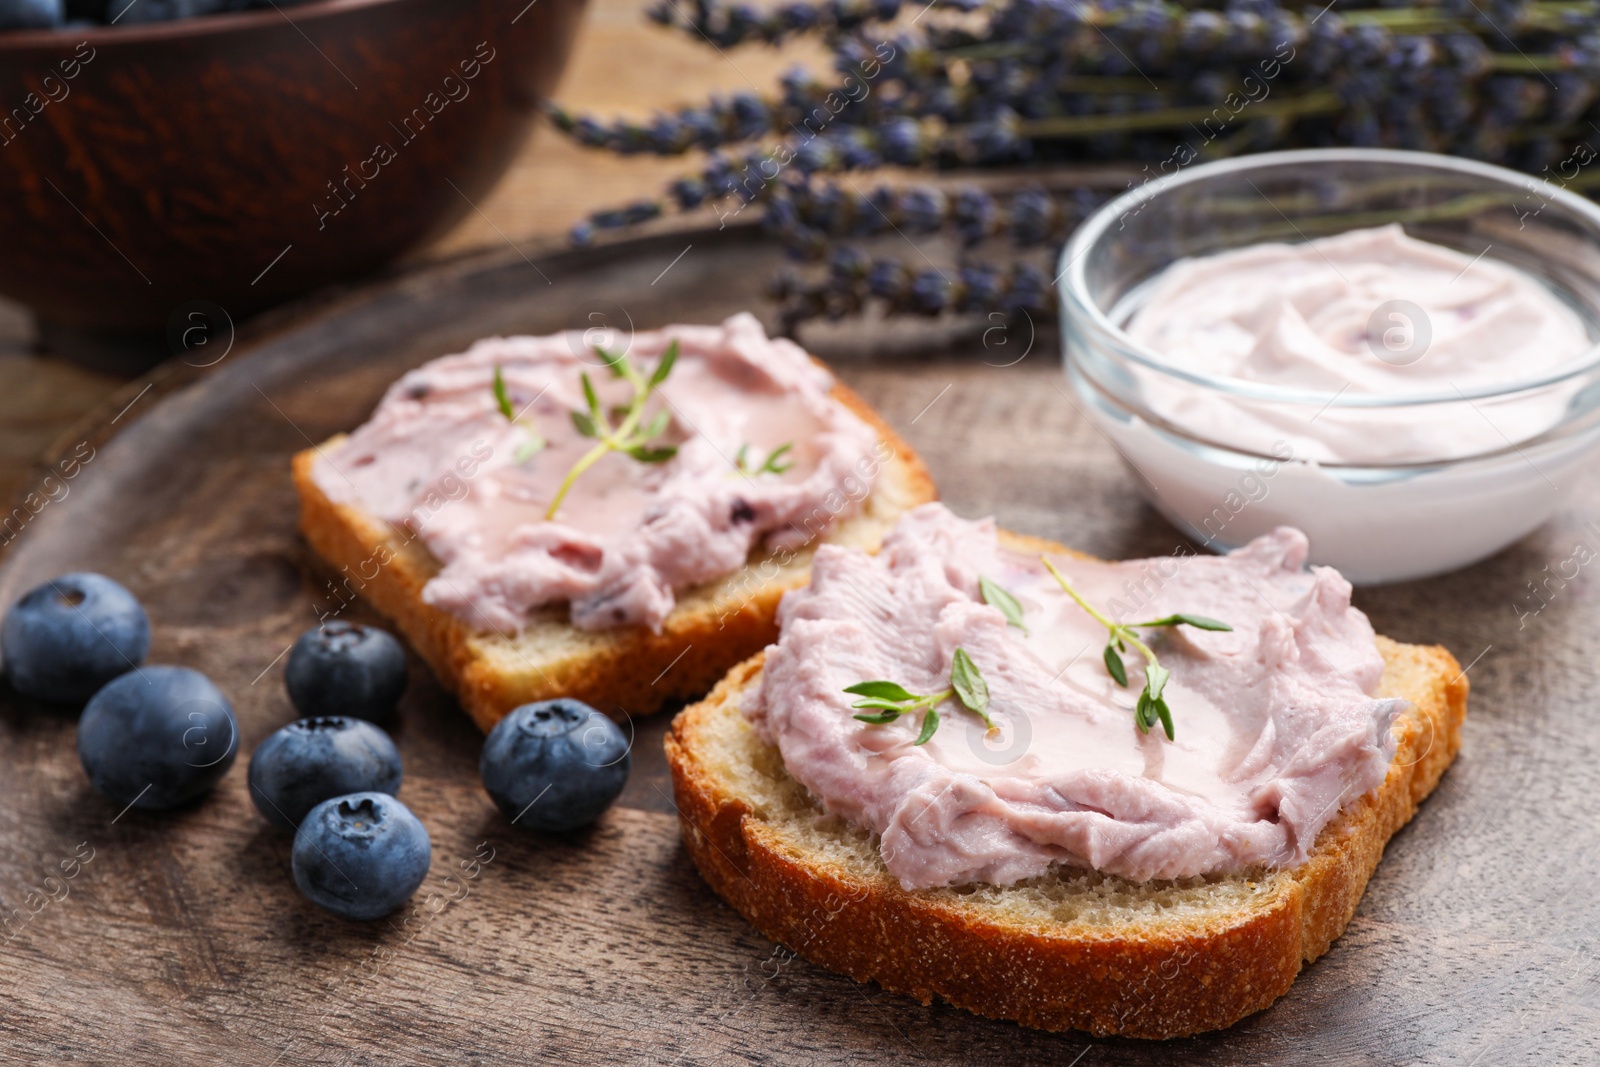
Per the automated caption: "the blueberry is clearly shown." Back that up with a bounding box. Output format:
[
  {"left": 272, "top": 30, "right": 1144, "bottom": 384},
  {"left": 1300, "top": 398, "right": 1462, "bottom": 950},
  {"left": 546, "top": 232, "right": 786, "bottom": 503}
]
[
  {"left": 0, "top": 0, "right": 63, "bottom": 29},
  {"left": 248, "top": 717, "right": 402, "bottom": 831},
  {"left": 479, "top": 699, "right": 630, "bottom": 832},
  {"left": 284, "top": 622, "right": 408, "bottom": 723},
  {"left": 292, "top": 793, "right": 431, "bottom": 921},
  {"left": 3, "top": 573, "right": 151, "bottom": 704},
  {"left": 77, "top": 666, "right": 238, "bottom": 810}
]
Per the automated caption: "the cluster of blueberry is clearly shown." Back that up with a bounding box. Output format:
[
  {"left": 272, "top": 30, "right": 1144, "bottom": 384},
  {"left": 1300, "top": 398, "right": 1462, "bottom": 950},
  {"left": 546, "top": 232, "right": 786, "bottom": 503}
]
[
  {"left": 555, "top": 0, "right": 1600, "bottom": 325},
  {"left": 0, "top": 0, "right": 313, "bottom": 32},
  {"left": 1, "top": 572, "right": 630, "bottom": 921}
]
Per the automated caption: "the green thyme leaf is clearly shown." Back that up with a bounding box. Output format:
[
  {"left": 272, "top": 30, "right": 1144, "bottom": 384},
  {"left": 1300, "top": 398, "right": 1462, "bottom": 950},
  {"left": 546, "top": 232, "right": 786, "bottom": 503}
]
[
  {"left": 513, "top": 437, "right": 545, "bottom": 464},
  {"left": 1135, "top": 613, "right": 1233, "bottom": 632},
  {"left": 1103, "top": 643, "right": 1128, "bottom": 687},
  {"left": 763, "top": 442, "right": 794, "bottom": 474},
  {"left": 1144, "top": 663, "right": 1170, "bottom": 705},
  {"left": 1153, "top": 697, "right": 1175, "bottom": 741},
  {"left": 1134, "top": 690, "right": 1153, "bottom": 734},
  {"left": 849, "top": 697, "right": 910, "bottom": 712},
  {"left": 979, "top": 576, "right": 1028, "bottom": 634},
  {"left": 570, "top": 410, "right": 598, "bottom": 438},
  {"left": 580, "top": 372, "right": 602, "bottom": 421},
  {"left": 734, "top": 441, "right": 797, "bottom": 479},
  {"left": 626, "top": 444, "right": 678, "bottom": 463},
  {"left": 913, "top": 708, "right": 940, "bottom": 745},
  {"left": 950, "top": 647, "right": 992, "bottom": 726},
  {"left": 640, "top": 409, "right": 671, "bottom": 441},
  {"left": 1173, "top": 614, "right": 1232, "bottom": 632},
  {"left": 492, "top": 365, "right": 515, "bottom": 421},
  {"left": 648, "top": 340, "right": 679, "bottom": 389},
  {"left": 596, "top": 346, "right": 628, "bottom": 378},
  {"left": 496, "top": 366, "right": 547, "bottom": 462},
  {"left": 844, "top": 680, "right": 916, "bottom": 702}
]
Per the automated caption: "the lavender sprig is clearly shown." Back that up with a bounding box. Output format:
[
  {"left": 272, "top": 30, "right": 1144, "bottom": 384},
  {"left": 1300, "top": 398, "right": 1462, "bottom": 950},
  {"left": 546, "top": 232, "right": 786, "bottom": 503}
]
[
  {"left": 645, "top": 0, "right": 983, "bottom": 48},
  {"left": 763, "top": 182, "right": 1109, "bottom": 255},
  {"left": 770, "top": 251, "right": 1053, "bottom": 325},
  {"left": 561, "top": 2, "right": 1600, "bottom": 155},
  {"left": 552, "top": 0, "right": 1600, "bottom": 326}
]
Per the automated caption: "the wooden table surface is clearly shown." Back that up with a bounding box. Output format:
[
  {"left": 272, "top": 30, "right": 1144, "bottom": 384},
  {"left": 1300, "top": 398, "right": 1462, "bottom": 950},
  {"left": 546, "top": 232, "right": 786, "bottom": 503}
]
[
  {"left": 7, "top": 11, "right": 1592, "bottom": 1063},
  {"left": 0, "top": 0, "right": 817, "bottom": 499},
  {"left": 2, "top": 221, "right": 1588, "bottom": 1066}
]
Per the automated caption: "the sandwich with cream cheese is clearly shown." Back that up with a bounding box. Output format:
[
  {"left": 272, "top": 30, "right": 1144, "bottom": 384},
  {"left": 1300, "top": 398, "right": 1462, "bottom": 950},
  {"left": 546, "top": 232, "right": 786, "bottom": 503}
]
[
  {"left": 666, "top": 504, "right": 1466, "bottom": 1038},
  {"left": 293, "top": 313, "right": 937, "bottom": 730}
]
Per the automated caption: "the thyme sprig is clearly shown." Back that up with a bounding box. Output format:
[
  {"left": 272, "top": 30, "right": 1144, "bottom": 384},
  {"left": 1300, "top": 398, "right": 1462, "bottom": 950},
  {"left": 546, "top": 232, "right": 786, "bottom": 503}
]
[
  {"left": 979, "top": 575, "right": 1028, "bottom": 634},
  {"left": 733, "top": 441, "right": 794, "bottom": 478},
  {"left": 545, "top": 342, "right": 680, "bottom": 520},
  {"left": 1039, "top": 557, "right": 1231, "bottom": 742},
  {"left": 846, "top": 647, "right": 992, "bottom": 745},
  {"left": 491, "top": 365, "right": 547, "bottom": 464}
]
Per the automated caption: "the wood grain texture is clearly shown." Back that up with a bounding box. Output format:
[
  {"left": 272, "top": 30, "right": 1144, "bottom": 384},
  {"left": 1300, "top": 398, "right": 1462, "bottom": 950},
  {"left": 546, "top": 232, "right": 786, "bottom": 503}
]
[{"left": 0, "top": 225, "right": 1596, "bottom": 1065}]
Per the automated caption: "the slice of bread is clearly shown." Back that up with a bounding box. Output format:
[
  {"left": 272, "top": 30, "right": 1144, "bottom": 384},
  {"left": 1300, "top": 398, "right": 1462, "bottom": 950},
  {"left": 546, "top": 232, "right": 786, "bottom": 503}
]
[
  {"left": 292, "top": 381, "right": 937, "bottom": 732},
  {"left": 665, "top": 530, "right": 1467, "bottom": 1039}
]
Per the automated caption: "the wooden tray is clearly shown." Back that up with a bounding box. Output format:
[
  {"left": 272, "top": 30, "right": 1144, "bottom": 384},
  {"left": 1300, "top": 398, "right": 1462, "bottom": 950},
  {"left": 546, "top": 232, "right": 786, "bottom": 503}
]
[{"left": 0, "top": 224, "right": 1589, "bottom": 1065}]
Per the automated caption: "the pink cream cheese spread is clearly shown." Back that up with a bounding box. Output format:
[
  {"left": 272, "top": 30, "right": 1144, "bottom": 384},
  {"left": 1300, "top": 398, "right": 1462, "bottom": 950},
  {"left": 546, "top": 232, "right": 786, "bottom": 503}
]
[
  {"left": 313, "top": 313, "right": 881, "bottom": 633},
  {"left": 1122, "top": 223, "right": 1593, "bottom": 464},
  {"left": 745, "top": 504, "right": 1404, "bottom": 888}
]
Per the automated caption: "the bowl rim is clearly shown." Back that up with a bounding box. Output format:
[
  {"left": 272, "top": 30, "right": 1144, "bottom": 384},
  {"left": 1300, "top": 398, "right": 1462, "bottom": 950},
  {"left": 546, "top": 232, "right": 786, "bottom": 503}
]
[
  {"left": 0, "top": 0, "right": 417, "bottom": 50},
  {"left": 1065, "top": 355, "right": 1600, "bottom": 473},
  {"left": 1058, "top": 147, "right": 1600, "bottom": 409}
]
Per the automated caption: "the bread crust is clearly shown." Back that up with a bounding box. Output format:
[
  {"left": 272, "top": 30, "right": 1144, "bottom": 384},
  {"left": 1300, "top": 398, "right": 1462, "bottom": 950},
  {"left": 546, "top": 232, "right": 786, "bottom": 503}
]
[
  {"left": 292, "top": 379, "right": 937, "bottom": 732},
  {"left": 663, "top": 536, "right": 1467, "bottom": 1039}
]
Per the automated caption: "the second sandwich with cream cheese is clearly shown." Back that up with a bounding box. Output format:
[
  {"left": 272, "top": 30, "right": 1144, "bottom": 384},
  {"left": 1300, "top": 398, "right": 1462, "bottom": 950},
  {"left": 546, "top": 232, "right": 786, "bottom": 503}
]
[{"left": 745, "top": 503, "right": 1404, "bottom": 889}]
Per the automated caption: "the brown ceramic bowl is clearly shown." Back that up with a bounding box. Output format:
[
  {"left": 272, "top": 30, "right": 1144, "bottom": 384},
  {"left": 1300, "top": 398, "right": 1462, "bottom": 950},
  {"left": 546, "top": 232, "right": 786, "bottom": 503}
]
[{"left": 0, "top": 0, "right": 586, "bottom": 333}]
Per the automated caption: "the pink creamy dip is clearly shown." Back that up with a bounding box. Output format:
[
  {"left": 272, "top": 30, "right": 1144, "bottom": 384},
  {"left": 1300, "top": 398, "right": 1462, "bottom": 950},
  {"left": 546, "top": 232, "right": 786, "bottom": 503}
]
[
  {"left": 1123, "top": 224, "right": 1593, "bottom": 464},
  {"left": 313, "top": 313, "right": 881, "bottom": 633},
  {"left": 745, "top": 504, "right": 1404, "bottom": 888}
]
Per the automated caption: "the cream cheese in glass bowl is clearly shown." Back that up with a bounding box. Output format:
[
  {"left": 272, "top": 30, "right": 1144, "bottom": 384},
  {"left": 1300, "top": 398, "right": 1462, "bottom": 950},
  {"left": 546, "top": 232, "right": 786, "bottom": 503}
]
[{"left": 1059, "top": 148, "right": 1600, "bottom": 583}]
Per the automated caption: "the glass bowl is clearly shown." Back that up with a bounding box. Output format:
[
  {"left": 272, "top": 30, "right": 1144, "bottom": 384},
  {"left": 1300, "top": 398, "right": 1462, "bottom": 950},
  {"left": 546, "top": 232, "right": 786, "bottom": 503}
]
[{"left": 1058, "top": 148, "right": 1600, "bottom": 583}]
